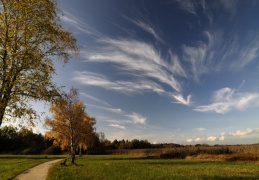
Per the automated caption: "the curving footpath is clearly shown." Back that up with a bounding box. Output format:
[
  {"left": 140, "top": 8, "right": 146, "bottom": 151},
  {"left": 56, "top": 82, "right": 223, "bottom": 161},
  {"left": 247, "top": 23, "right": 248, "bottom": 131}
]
[{"left": 12, "top": 159, "right": 63, "bottom": 180}]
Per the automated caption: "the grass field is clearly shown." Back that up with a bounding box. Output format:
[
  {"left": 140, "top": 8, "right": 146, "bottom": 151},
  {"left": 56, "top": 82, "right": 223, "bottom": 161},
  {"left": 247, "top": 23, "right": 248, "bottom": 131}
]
[
  {"left": 47, "top": 155, "right": 259, "bottom": 180},
  {"left": 0, "top": 155, "right": 66, "bottom": 180}
]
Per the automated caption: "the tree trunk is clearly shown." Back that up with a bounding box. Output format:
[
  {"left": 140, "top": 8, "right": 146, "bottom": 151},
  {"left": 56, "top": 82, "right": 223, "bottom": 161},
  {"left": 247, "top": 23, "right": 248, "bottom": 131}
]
[
  {"left": 71, "top": 145, "right": 75, "bottom": 163},
  {"left": 0, "top": 94, "right": 9, "bottom": 127},
  {"left": 0, "top": 104, "right": 7, "bottom": 127},
  {"left": 70, "top": 134, "right": 75, "bottom": 163},
  {"left": 79, "top": 146, "right": 82, "bottom": 157}
]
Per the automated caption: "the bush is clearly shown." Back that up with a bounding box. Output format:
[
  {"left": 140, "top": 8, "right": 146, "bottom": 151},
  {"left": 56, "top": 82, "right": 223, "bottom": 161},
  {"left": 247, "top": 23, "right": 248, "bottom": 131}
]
[
  {"left": 43, "top": 145, "right": 62, "bottom": 155},
  {"left": 21, "top": 147, "right": 42, "bottom": 155}
]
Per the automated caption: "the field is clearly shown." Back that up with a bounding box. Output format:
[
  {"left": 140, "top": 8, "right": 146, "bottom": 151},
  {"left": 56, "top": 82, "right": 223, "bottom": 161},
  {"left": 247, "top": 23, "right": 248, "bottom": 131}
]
[
  {"left": 0, "top": 155, "right": 66, "bottom": 180},
  {"left": 47, "top": 155, "right": 259, "bottom": 180},
  {"left": 2, "top": 144, "right": 259, "bottom": 180}
]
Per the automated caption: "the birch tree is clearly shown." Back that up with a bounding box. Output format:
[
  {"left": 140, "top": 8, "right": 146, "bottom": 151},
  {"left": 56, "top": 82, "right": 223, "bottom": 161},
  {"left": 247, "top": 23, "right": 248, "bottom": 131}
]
[
  {"left": 0, "top": 0, "right": 78, "bottom": 126},
  {"left": 45, "top": 88, "right": 96, "bottom": 163}
]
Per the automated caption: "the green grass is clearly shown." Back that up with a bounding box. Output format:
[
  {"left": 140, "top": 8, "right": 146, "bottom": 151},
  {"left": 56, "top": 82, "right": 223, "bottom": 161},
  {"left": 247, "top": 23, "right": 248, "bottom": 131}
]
[
  {"left": 48, "top": 155, "right": 259, "bottom": 180},
  {"left": 0, "top": 155, "right": 66, "bottom": 180}
]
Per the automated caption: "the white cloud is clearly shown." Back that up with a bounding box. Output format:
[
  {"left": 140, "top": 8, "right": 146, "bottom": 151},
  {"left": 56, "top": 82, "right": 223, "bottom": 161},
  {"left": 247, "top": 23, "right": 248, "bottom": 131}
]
[
  {"left": 87, "top": 104, "right": 122, "bottom": 114},
  {"left": 80, "top": 92, "right": 110, "bottom": 107},
  {"left": 182, "top": 44, "right": 208, "bottom": 81},
  {"left": 219, "top": 0, "right": 237, "bottom": 14},
  {"left": 168, "top": 50, "right": 187, "bottom": 77},
  {"left": 130, "top": 19, "right": 164, "bottom": 43},
  {"left": 219, "top": 136, "right": 225, "bottom": 141},
  {"left": 79, "top": 37, "right": 193, "bottom": 106},
  {"left": 60, "top": 11, "right": 101, "bottom": 38},
  {"left": 173, "top": 0, "right": 202, "bottom": 16},
  {"left": 181, "top": 27, "right": 259, "bottom": 81},
  {"left": 187, "top": 139, "right": 193, "bottom": 143},
  {"left": 126, "top": 112, "right": 147, "bottom": 125},
  {"left": 87, "top": 38, "right": 184, "bottom": 92},
  {"left": 173, "top": 0, "right": 237, "bottom": 19},
  {"left": 72, "top": 48, "right": 191, "bottom": 106},
  {"left": 194, "top": 137, "right": 204, "bottom": 142},
  {"left": 109, "top": 124, "right": 126, "bottom": 129},
  {"left": 207, "top": 136, "right": 217, "bottom": 142},
  {"left": 196, "top": 128, "right": 206, "bottom": 131},
  {"left": 171, "top": 94, "right": 192, "bottom": 106},
  {"left": 229, "top": 128, "right": 256, "bottom": 137},
  {"left": 219, "top": 132, "right": 225, "bottom": 141},
  {"left": 186, "top": 128, "right": 259, "bottom": 144},
  {"left": 194, "top": 87, "right": 259, "bottom": 113},
  {"left": 79, "top": 91, "right": 148, "bottom": 128},
  {"left": 72, "top": 71, "right": 165, "bottom": 95}
]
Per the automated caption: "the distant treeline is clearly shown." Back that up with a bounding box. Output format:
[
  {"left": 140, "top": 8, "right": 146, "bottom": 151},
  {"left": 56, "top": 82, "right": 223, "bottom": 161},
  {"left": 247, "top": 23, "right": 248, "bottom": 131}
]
[
  {"left": 2, "top": 125, "right": 259, "bottom": 162},
  {"left": 0, "top": 126, "right": 183, "bottom": 155},
  {"left": 0, "top": 126, "right": 61, "bottom": 155},
  {"left": 1, "top": 126, "right": 163, "bottom": 155},
  {"left": 90, "top": 137, "right": 182, "bottom": 152}
]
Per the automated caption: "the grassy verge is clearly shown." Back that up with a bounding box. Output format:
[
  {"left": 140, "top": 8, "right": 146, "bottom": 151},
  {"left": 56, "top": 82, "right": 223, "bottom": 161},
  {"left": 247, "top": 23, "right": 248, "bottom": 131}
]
[
  {"left": 0, "top": 155, "right": 66, "bottom": 180},
  {"left": 47, "top": 155, "right": 259, "bottom": 180}
]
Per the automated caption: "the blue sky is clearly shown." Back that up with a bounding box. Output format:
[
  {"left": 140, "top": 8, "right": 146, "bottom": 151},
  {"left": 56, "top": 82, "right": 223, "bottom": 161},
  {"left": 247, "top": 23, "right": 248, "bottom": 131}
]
[{"left": 30, "top": 0, "right": 259, "bottom": 144}]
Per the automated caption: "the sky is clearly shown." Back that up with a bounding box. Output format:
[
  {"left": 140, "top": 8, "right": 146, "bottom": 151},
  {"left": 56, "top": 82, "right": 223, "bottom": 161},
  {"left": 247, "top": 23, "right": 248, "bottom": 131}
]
[{"left": 16, "top": 0, "right": 259, "bottom": 144}]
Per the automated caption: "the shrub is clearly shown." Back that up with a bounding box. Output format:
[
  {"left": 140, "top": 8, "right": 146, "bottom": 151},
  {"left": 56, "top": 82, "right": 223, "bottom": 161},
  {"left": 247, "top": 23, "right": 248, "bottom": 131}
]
[
  {"left": 21, "top": 147, "right": 42, "bottom": 155},
  {"left": 43, "top": 145, "right": 62, "bottom": 155}
]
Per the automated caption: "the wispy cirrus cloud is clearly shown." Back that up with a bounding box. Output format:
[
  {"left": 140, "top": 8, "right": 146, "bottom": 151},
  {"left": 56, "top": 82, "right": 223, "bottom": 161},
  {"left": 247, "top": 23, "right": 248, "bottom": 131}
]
[
  {"left": 172, "top": 0, "right": 237, "bottom": 17},
  {"left": 87, "top": 104, "right": 122, "bottom": 114},
  {"left": 80, "top": 92, "right": 148, "bottom": 126},
  {"left": 80, "top": 37, "right": 191, "bottom": 106},
  {"left": 64, "top": 2, "right": 259, "bottom": 109},
  {"left": 173, "top": 1, "right": 259, "bottom": 79},
  {"left": 109, "top": 124, "right": 126, "bottom": 129},
  {"left": 172, "top": 0, "right": 205, "bottom": 16},
  {"left": 182, "top": 30, "right": 259, "bottom": 81},
  {"left": 105, "top": 111, "right": 147, "bottom": 130},
  {"left": 86, "top": 38, "right": 185, "bottom": 92},
  {"left": 60, "top": 11, "right": 101, "bottom": 38},
  {"left": 130, "top": 19, "right": 164, "bottom": 43},
  {"left": 194, "top": 87, "right": 259, "bottom": 114},
  {"left": 73, "top": 71, "right": 191, "bottom": 106},
  {"left": 171, "top": 93, "right": 192, "bottom": 106},
  {"left": 80, "top": 92, "right": 111, "bottom": 107},
  {"left": 73, "top": 71, "right": 165, "bottom": 95},
  {"left": 126, "top": 112, "right": 147, "bottom": 125}
]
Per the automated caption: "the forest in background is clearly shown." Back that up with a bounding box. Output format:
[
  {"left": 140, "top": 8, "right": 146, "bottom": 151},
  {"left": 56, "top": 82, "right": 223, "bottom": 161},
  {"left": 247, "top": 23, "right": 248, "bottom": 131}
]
[{"left": 1, "top": 125, "right": 259, "bottom": 162}]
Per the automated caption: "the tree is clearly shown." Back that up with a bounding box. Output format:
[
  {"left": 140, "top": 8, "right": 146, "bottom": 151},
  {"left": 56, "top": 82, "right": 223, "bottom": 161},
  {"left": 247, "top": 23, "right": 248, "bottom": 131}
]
[
  {"left": 0, "top": 0, "right": 78, "bottom": 127},
  {"left": 45, "top": 88, "right": 96, "bottom": 163}
]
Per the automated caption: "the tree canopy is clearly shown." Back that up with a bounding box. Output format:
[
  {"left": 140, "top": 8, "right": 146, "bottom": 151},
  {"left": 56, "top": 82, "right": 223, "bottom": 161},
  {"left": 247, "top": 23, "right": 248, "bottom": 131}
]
[
  {"left": 0, "top": 0, "right": 78, "bottom": 126},
  {"left": 45, "top": 88, "right": 96, "bottom": 163}
]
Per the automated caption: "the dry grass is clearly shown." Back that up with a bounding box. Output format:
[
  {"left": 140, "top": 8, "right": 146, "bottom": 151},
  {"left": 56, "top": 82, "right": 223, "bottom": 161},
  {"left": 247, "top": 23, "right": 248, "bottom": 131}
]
[{"left": 103, "top": 144, "right": 259, "bottom": 162}]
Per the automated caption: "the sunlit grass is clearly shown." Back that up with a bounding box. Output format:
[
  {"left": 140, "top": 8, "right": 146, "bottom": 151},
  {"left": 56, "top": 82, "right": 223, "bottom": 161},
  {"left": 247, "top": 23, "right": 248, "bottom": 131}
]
[
  {"left": 0, "top": 155, "right": 66, "bottom": 180},
  {"left": 48, "top": 155, "right": 259, "bottom": 180}
]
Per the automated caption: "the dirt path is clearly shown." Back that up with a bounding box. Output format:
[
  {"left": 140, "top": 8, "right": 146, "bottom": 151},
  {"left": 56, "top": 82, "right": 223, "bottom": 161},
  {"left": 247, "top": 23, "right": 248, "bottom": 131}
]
[{"left": 12, "top": 159, "right": 63, "bottom": 180}]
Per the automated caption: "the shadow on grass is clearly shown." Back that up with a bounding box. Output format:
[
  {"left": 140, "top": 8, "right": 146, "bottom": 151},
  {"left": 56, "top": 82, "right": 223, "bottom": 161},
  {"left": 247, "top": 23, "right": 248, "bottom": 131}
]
[
  {"left": 61, "top": 162, "right": 84, "bottom": 167},
  {"left": 94, "top": 156, "right": 232, "bottom": 167},
  {"left": 93, "top": 156, "right": 159, "bottom": 161},
  {"left": 72, "top": 162, "right": 84, "bottom": 166},
  {"left": 199, "top": 175, "right": 258, "bottom": 180},
  {"left": 0, "top": 155, "right": 66, "bottom": 160}
]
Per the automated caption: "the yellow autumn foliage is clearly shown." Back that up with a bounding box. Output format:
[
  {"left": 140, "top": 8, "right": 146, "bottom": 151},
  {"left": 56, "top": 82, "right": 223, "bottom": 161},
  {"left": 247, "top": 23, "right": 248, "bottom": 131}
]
[
  {"left": 0, "top": 0, "right": 78, "bottom": 126},
  {"left": 45, "top": 88, "right": 96, "bottom": 157}
]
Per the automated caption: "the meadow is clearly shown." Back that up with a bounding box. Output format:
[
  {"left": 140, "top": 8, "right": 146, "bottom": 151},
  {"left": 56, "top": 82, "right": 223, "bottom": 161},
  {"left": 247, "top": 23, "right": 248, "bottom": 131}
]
[
  {"left": 47, "top": 155, "right": 259, "bottom": 180},
  {"left": 2, "top": 144, "right": 259, "bottom": 180}
]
